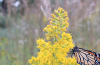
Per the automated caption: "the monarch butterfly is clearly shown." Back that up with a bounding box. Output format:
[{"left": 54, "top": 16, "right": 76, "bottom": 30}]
[{"left": 71, "top": 46, "right": 100, "bottom": 65}]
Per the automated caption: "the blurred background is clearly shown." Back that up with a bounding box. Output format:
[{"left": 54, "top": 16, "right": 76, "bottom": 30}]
[{"left": 0, "top": 0, "right": 100, "bottom": 65}]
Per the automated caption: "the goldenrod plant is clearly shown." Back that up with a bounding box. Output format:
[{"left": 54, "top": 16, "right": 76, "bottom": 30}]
[{"left": 28, "top": 7, "right": 79, "bottom": 65}]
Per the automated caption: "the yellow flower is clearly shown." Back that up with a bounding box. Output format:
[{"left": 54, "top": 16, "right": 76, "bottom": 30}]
[
  {"left": 47, "top": 25, "right": 51, "bottom": 27},
  {"left": 67, "top": 17, "right": 69, "bottom": 21},
  {"left": 64, "top": 11, "right": 68, "bottom": 16},
  {"left": 28, "top": 59, "right": 32, "bottom": 64},
  {"left": 54, "top": 10, "right": 58, "bottom": 13},
  {"left": 51, "top": 14, "right": 56, "bottom": 18},
  {"left": 43, "top": 27, "right": 47, "bottom": 32},
  {"left": 50, "top": 20, "right": 53, "bottom": 24},
  {"left": 28, "top": 7, "right": 79, "bottom": 65},
  {"left": 46, "top": 37, "right": 50, "bottom": 40},
  {"left": 58, "top": 7, "right": 61, "bottom": 11}
]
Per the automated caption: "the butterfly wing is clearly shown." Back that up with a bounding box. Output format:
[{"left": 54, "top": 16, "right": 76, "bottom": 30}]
[{"left": 75, "top": 48, "right": 100, "bottom": 65}]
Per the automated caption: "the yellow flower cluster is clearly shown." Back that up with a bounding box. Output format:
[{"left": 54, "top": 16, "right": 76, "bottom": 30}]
[
  {"left": 43, "top": 8, "right": 69, "bottom": 40},
  {"left": 28, "top": 7, "right": 79, "bottom": 65}
]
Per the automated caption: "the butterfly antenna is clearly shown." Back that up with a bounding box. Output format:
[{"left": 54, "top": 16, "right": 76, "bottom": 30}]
[
  {"left": 69, "top": 32, "right": 77, "bottom": 47},
  {"left": 72, "top": 36, "right": 77, "bottom": 47}
]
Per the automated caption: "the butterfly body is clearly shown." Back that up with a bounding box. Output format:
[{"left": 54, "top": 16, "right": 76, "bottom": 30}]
[{"left": 72, "top": 46, "right": 100, "bottom": 65}]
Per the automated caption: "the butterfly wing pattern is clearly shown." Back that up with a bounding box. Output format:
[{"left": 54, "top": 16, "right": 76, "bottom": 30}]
[{"left": 72, "top": 46, "right": 100, "bottom": 65}]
